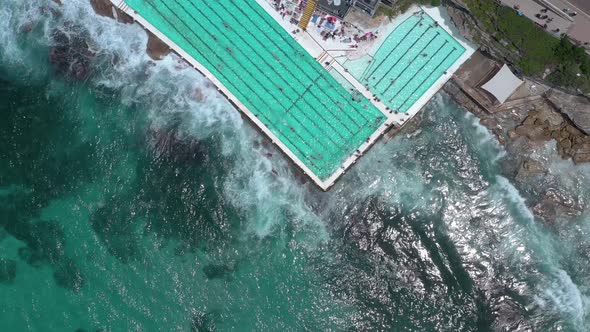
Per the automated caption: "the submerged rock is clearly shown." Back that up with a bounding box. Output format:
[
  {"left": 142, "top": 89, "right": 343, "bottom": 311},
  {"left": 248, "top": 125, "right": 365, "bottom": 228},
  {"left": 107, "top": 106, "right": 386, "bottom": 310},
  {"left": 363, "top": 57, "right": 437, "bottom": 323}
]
[
  {"left": 0, "top": 259, "right": 17, "bottom": 283},
  {"left": 202, "top": 263, "right": 234, "bottom": 280},
  {"left": 190, "top": 310, "right": 217, "bottom": 332},
  {"left": 49, "top": 26, "right": 95, "bottom": 80},
  {"left": 146, "top": 32, "right": 171, "bottom": 60},
  {"left": 89, "top": 0, "right": 168, "bottom": 60},
  {"left": 148, "top": 125, "right": 203, "bottom": 163},
  {"left": 53, "top": 258, "right": 85, "bottom": 292}
]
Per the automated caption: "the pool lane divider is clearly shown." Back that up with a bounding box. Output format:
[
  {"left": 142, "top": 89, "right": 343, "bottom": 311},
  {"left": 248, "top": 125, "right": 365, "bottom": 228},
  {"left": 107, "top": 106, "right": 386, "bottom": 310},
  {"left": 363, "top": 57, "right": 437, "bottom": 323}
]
[
  {"left": 110, "top": 1, "right": 476, "bottom": 191},
  {"left": 110, "top": 0, "right": 402, "bottom": 191}
]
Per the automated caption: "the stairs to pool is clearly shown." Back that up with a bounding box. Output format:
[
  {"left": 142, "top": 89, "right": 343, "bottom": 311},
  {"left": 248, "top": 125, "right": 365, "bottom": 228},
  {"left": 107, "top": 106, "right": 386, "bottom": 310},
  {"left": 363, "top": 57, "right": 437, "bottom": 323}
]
[{"left": 298, "top": 0, "right": 316, "bottom": 30}]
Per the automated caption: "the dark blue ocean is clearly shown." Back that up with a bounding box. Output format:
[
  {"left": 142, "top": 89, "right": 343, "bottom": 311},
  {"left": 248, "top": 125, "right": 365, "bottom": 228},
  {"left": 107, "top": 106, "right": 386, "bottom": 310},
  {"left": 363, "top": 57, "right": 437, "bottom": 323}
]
[{"left": 1, "top": 1, "right": 590, "bottom": 331}]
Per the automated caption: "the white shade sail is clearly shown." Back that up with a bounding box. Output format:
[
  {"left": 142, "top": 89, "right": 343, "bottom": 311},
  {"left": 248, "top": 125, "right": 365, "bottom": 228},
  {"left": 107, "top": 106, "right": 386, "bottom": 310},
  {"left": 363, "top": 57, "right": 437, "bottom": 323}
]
[{"left": 481, "top": 64, "right": 523, "bottom": 104}]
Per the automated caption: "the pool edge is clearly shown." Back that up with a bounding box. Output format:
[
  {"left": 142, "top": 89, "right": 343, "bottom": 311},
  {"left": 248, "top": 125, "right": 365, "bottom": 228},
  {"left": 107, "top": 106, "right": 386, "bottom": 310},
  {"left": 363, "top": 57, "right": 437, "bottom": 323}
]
[{"left": 111, "top": 0, "right": 387, "bottom": 191}]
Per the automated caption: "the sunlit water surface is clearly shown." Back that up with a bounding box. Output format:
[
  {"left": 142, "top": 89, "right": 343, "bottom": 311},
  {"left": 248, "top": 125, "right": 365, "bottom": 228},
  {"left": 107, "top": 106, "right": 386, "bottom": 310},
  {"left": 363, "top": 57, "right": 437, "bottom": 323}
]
[{"left": 1, "top": 1, "right": 590, "bottom": 331}]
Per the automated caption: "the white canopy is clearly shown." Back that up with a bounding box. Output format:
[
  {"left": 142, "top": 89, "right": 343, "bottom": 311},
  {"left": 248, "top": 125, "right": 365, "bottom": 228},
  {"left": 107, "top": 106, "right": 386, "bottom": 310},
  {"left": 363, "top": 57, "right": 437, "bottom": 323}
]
[{"left": 481, "top": 64, "right": 523, "bottom": 104}]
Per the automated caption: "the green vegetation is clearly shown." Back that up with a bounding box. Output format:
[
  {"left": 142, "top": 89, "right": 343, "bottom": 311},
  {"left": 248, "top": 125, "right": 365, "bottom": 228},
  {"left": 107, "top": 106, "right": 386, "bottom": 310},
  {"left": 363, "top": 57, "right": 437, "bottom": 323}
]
[
  {"left": 375, "top": 4, "right": 398, "bottom": 19},
  {"left": 376, "top": 0, "right": 439, "bottom": 19},
  {"left": 466, "top": 0, "right": 590, "bottom": 94}
]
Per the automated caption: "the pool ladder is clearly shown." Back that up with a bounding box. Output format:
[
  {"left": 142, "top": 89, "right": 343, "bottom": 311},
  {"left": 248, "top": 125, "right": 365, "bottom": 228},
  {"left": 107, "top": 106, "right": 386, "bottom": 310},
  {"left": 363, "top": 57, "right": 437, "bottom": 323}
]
[
  {"left": 298, "top": 0, "right": 317, "bottom": 30},
  {"left": 115, "top": 0, "right": 130, "bottom": 12},
  {"left": 317, "top": 51, "right": 335, "bottom": 70}
]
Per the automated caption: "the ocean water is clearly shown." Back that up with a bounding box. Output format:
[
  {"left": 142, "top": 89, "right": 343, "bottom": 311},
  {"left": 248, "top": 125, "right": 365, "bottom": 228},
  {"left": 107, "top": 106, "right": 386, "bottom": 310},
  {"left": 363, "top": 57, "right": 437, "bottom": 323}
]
[{"left": 1, "top": 1, "right": 590, "bottom": 331}]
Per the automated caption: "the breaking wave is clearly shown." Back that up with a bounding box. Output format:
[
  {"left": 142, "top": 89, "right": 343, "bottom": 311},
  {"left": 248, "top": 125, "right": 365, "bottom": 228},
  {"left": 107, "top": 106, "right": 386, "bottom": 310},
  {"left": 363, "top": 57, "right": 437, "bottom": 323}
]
[{"left": 1, "top": 0, "right": 590, "bottom": 330}]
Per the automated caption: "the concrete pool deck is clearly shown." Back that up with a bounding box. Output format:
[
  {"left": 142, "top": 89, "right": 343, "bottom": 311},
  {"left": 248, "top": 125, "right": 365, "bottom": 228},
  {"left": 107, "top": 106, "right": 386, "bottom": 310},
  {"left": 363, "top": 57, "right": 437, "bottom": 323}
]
[
  {"left": 111, "top": 0, "right": 475, "bottom": 190},
  {"left": 259, "top": 1, "right": 475, "bottom": 120}
]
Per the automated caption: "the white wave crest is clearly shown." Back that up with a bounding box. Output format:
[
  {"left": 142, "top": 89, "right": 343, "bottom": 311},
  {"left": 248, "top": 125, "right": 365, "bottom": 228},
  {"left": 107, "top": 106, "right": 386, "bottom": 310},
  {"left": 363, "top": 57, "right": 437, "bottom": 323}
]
[{"left": 536, "top": 269, "right": 589, "bottom": 329}]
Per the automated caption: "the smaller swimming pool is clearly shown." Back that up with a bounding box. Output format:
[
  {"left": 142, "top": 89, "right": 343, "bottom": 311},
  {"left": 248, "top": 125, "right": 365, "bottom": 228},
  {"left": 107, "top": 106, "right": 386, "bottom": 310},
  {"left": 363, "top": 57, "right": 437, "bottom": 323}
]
[{"left": 360, "top": 12, "right": 465, "bottom": 113}]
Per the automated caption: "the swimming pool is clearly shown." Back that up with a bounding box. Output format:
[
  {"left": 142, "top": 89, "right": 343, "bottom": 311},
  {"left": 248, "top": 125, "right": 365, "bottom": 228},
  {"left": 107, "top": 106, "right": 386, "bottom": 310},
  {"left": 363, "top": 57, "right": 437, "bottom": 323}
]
[
  {"left": 123, "top": 0, "right": 386, "bottom": 181},
  {"left": 360, "top": 12, "right": 465, "bottom": 113}
]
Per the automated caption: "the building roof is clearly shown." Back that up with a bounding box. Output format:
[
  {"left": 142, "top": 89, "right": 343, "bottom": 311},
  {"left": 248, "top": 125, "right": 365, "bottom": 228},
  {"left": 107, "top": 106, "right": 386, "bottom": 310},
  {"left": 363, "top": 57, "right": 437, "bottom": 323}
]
[
  {"left": 317, "top": 0, "right": 352, "bottom": 18},
  {"left": 354, "top": 0, "right": 380, "bottom": 15},
  {"left": 481, "top": 64, "right": 524, "bottom": 104}
]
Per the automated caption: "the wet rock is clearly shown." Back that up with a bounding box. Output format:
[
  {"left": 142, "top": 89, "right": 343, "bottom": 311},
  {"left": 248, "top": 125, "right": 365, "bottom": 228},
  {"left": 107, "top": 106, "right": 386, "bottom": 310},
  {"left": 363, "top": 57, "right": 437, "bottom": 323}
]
[
  {"left": 202, "top": 263, "right": 234, "bottom": 280},
  {"left": 532, "top": 188, "right": 580, "bottom": 220},
  {"left": 566, "top": 125, "right": 583, "bottom": 137},
  {"left": 90, "top": 0, "right": 115, "bottom": 20},
  {"left": 14, "top": 220, "right": 66, "bottom": 266},
  {"left": 49, "top": 27, "right": 95, "bottom": 80},
  {"left": 20, "top": 23, "right": 34, "bottom": 33},
  {"left": 514, "top": 124, "right": 549, "bottom": 141},
  {"left": 190, "top": 310, "right": 217, "bottom": 332},
  {"left": 507, "top": 129, "right": 518, "bottom": 139},
  {"left": 560, "top": 138, "right": 572, "bottom": 151},
  {"left": 74, "top": 328, "right": 103, "bottom": 332},
  {"left": 559, "top": 128, "right": 570, "bottom": 139},
  {"left": 0, "top": 258, "right": 17, "bottom": 283},
  {"left": 523, "top": 116, "right": 536, "bottom": 126},
  {"left": 115, "top": 8, "right": 134, "bottom": 24},
  {"left": 574, "top": 143, "right": 590, "bottom": 153},
  {"left": 53, "top": 258, "right": 84, "bottom": 292},
  {"left": 546, "top": 89, "right": 590, "bottom": 135},
  {"left": 539, "top": 109, "right": 563, "bottom": 128},
  {"left": 573, "top": 153, "right": 590, "bottom": 164},
  {"left": 506, "top": 104, "right": 590, "bottom": 161},
  {"left": 89, "top": 0, "right": 133, "bottom": 24},
  {"left": 146, "top": 32, "right": 171, "bottom": 60},
  {"left": 148, "top": 125, "right": 203, "bottom": 163},
  {"left": 516, "top": 159, "right": 545, "bottom": 180}
]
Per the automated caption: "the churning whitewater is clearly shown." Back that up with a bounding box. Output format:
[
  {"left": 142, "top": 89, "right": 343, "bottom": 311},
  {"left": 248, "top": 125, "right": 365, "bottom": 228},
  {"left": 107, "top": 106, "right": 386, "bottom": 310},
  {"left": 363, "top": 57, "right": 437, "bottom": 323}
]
[{"left": 1, "top": 0, "right": 590, "bottom": 331}]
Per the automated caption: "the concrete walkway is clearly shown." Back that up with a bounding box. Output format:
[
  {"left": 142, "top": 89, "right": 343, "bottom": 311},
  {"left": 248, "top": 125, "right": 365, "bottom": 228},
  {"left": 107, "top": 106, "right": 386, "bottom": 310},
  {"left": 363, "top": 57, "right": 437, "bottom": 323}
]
[{"left": 111, "top": 0, "right": 475, "bottom": 190}]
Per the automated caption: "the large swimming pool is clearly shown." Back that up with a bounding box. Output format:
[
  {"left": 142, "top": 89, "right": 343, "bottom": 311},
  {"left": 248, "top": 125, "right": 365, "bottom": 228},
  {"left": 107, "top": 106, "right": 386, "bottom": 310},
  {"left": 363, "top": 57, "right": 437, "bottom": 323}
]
[{"left": 124, "top": 0, "right": 387, "bottom": 181}]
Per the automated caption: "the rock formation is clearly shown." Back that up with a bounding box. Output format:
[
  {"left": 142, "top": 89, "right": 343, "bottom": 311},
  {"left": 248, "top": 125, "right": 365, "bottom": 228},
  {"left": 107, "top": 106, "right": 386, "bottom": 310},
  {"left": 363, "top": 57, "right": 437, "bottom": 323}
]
[
  {"left": 148, "top": 125, "right": 203, "bottom": 163},
  {"left": 49, "top": 27, "right": 95, "bottom": 80},
  {"left": 444, "top": 0, "right": 520, "bottom": 65},
  {"left": 89, "top": 0, "right": 132, "bottom": 23},
  {"left": 546, "top": 89, "right": 590, "bottom": 135},
  {"left": 509, "top": 104, "right": 590, "bottom": 164},
  {"left": 88, "top": 0, "right": 169, "bottom": 59},
  {"left": 146, "top": 32, "right": 171, "bottom": 60}
]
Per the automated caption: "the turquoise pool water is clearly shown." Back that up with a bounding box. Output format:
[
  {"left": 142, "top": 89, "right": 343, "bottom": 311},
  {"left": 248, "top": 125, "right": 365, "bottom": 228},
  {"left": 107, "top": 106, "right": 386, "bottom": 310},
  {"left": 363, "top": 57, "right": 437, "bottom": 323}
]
[
  {"left": 124, "top": 0, "right": 386, "bottom": 180},
  {"left": 358, "top": 12, "right": 465, "bottom": 113}
]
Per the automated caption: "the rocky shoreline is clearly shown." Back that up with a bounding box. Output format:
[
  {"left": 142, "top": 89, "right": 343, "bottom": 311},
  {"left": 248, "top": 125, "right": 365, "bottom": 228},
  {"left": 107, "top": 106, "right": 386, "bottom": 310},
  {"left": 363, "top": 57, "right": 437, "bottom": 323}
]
[
  {"left": 72, "top": 0, "right": 587, "bottom": 219},
  {"left": 444, "top": 80, "right": 587, "bottom": 220},
  {"left": 439, "top": 0, "right": 590, "bottom": 220},
  {"left": 89, "top": 0, "right": 171, "bottom": 60}
]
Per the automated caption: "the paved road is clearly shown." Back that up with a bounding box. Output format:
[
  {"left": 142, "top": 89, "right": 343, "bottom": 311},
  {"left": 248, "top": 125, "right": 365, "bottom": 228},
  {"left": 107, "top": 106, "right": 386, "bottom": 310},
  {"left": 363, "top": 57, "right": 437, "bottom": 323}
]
[
  {"left": 504, "top": 0, "right": 590, "bottom": 48},
  {"left": 565, "top": 0, "right": 590, "bottom": 16},
  {"left": 500, "top": 0, "right": 572, "bottom": 37}
]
